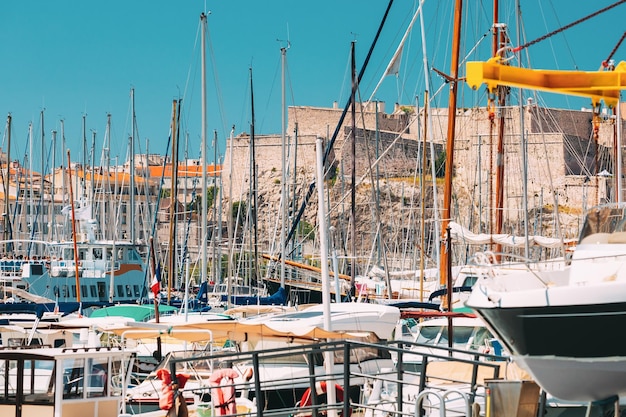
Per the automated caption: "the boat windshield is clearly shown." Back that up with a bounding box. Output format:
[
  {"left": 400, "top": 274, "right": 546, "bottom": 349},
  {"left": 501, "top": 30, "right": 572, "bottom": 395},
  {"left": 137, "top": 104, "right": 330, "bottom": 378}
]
[
  {"left": 415, "top": 325, "right": 494, "bottom": 351},
  {"left": 578, "top": 205, "right": 626, "bottom": 242}
]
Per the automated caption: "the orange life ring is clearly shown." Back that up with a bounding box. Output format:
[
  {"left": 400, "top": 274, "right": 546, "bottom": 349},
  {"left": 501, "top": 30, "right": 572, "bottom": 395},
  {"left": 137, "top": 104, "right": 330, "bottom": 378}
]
[{"left": 299, "top": 381, "right": 352, "bottom": 416}]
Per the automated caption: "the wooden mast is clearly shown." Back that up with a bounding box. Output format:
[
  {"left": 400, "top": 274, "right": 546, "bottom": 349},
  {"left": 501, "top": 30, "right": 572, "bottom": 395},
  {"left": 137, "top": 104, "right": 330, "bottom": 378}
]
[
  {"left": 67, "top": 150, "right": 81, "bottom": 305},
  {"left": 439, "top": 0, "right": 463, "bottom": 289},
  {"left": 493, "top": 0, "right": 507, "bottom": 258},
  {"left": 167, "top": 99, "right": 179, "bottom": 304}
]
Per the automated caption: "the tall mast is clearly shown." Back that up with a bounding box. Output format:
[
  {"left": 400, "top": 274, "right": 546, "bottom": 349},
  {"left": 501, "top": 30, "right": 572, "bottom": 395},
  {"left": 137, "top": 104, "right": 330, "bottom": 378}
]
[
  {"left": 130, "top": 88, "right": 136, "bottom": 243},
  {"left": 51, "top": 129, "right": 57, "bottom": 242},
  {"left": 40, "top": 110, "right": 45, "bottom": 242},
  {"left": 167, "top": 99, "right": 179, "bottom": 303},
  {"left": 200, "top": 12, "right": 208, "bottom": 286},
  {"left": 28, "top": 122, "right": 33, "bottom": 244},
  {"left": 227, "top": 126, "right": 235, "bottom": 281},
  {"left": 439, "top": 0, "right": 463, "bottom": 288},
  {"left": 349, "top": 41, "right": 357, "bottom": 298},
  {"left": 67, "top": 150, "right": 82, "bottom": 304},
  {"left": 82, "top": 114, "right": 87, "bottom": 202},
  {"left": 4, "top": 114, "right": 12, "bottom": 251},
  {"left": 493, "top": 0, "right": 507, "bottom": 257},
  {"left": 91, "top": 131, "right": 96, "bottom": 221},
  {"left": 61, "top": 120, "right": 66, "bottom": 207},
  {"left": 249, "top": 67, "right": 259, "bottom": 286},
  {"left": 280, "top": 45, "right": 288, "bottom": 288}
]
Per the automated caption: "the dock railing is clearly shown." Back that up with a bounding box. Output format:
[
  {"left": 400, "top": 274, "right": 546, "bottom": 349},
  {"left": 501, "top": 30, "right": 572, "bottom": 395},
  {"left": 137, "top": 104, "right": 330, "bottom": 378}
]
[{"left": 152, "top": 338, "right": 513, "bottom": 417}]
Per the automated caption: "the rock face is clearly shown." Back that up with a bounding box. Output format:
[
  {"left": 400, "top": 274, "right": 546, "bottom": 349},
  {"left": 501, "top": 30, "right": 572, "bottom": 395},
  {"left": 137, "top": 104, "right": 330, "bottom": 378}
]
[{"left": 219, "top": 102, "right": 623, "bottom": 273}]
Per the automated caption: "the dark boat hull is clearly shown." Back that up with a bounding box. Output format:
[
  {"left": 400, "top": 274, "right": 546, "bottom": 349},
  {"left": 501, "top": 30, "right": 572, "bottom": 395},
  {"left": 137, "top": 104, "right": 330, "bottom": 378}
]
[{"left": 473, "top": 301, "right": 626, "bottom": 401}]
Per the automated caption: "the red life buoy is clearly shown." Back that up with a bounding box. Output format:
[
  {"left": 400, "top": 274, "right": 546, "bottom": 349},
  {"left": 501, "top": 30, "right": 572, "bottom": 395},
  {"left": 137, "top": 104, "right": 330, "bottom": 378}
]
[{"left": 299, "top": 381, "right": 352, "bottom": 416}]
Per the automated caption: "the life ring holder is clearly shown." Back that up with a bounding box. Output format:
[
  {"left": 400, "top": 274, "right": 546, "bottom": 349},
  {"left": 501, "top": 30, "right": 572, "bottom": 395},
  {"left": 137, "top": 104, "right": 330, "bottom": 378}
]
[{"left": 298, "top": 381, "right": 352, "bottom": 416}]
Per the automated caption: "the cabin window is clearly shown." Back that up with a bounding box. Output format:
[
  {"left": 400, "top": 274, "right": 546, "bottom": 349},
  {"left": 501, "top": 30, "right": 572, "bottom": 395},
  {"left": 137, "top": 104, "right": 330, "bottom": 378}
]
[
  {"left": 97, "top": 282, "right": 106, "bottom": 299},
  {"left": 439, "top": 326, "right": 474, "bottom": 348},
  {"left": 86, "top": 358, "right": 108, "bottom": 397},
  {"left": 63, "top": 358, "right": 85, "bottom": 399},
  {"left": 94, "top": 248, "right": 103, "bottom": 260},
  {"left": 8, "top": 338, "right": 25, "bottom": 347},
  {"left": 81, "top": 285, "right": 88, "bottom": 298},
  {"left": 71, "top": 285, "right": 77, "bottom": 297},
  {"left": 462, "top": 275, "right": 478, "bottom": 287},
  {"left": 415, "top": 326, "right": 441, "bottom": 345},
  {"left": 23, "top": 359, "right": 55, "bottom": 403},
  {"left": 117, "top": 285, "right": 124, "bottom": 297},
  {"left": 128, "top": 249, "right": 140, "bottom": 261},
  {"left": 61, "top": 285, "right": 68, "bottom": 298},
  {"left": 90, "top": 286, "right": 97, "bottom": 298},
  {"left": 1, "top": 359, "right": 19, "bottom": 400},
  {"left": 133, "top": 285, "right": 140, "bottom": 297},
  {"left": 126, "top": 285, "right": 133, "bottom": 297}
]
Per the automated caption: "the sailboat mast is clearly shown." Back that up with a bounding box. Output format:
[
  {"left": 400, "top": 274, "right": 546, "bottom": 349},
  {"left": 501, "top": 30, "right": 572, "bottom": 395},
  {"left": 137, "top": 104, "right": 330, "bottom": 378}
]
[
  {"left": 227, "top": 125, "right": 235, "bottom": 281},
  {"left": 40, "top": 110, "right": 45, "bottom": 242},
  {"left": 617, "top": 102, "right": 624, "bottom": 203},
  {"left": 91, "top": 131, "right": 96, "bottom": 220},
  {"left": 249, "top": 67, "right": 259, "bottom": 285},
  {"left": 350, "top": 41, "right": 357, "bottom": 298},
  {"left": 439, "top": 0, "right": 463, "bottom": 287},
  {"left": 4, "top": 114, "right": 12, "bottom": 248},
  {"left": 51, "top": 129, "right": 56, "bottom": 242},
  {"left": 201, "top": 12, "right": 208, "bottom": 286},
  {"left": 280, "top": 46, "right": 288, "bottom": 288},
  {"left": 515, "top": 0, "right": 531, "bottom": 258},
  {"left": 82, "top": 114, "right": 86, "bottom": 204},
  {"left": 420, "top": 92, "right": 429, "bottom": 301},
  {"left": 493, "top": 0, "right": 507, "bottom": 257},
  {"left": 130, "top": 88, "right": 136, "bottom": 243},
  {"left": 67, "top": 150, "right": 81, "bottom": 303},
  {"left": 167, "top": 99, "right": 179, "bottom": 303}
]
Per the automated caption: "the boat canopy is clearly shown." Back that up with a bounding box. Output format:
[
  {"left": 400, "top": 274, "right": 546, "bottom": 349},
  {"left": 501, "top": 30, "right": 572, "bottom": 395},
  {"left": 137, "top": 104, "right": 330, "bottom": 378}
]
[{"left": 90, "top": 304, "right": 178, "bottom": 322}]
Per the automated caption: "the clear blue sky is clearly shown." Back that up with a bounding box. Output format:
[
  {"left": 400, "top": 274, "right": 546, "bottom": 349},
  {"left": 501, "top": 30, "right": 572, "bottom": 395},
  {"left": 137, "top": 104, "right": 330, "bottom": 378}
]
[{"left": 1, "top": 1, "right": 624, "bottom": 172}]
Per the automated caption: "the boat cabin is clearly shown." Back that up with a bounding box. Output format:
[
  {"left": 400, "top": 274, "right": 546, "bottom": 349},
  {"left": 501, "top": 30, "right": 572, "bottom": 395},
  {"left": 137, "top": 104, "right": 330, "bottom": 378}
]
[{"left": 0, "top": 346, "right": 135, "bottom": 417}]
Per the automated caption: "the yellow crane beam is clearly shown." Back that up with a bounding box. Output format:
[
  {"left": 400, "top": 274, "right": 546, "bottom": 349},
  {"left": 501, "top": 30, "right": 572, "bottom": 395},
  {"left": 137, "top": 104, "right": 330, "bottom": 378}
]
[{"left": 466, "top": 57, "right": 626, "bottom": 107}]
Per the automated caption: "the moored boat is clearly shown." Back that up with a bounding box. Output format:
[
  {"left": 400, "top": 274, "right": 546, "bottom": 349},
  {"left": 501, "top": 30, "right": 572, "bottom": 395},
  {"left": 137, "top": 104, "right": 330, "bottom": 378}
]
[
  {"left": 0, "top": 238, "right": 146, "bottom": 306},
  {"left": 466, "top": 203, "right": 626, "bottom": 402},
  {"left": 0, "top": 345, "right": 135, "bottom": 417}
]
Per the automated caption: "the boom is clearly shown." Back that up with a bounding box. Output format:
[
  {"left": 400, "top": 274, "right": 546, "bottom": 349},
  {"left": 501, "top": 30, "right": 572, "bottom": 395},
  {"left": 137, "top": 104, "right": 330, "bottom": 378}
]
[{"left": 466, "top": 57, "right": 626, "bottom": 107}]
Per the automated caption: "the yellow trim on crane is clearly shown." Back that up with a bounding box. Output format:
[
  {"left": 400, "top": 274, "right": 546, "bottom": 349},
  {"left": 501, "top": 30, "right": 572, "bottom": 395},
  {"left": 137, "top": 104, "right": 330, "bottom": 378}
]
[{"left": 466, "top": 57, "right": 626, "bottom": 107}]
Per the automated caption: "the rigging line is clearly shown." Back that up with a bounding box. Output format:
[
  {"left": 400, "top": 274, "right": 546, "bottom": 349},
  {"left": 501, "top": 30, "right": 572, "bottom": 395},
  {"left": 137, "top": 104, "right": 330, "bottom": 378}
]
[
  {"left": 512, "top": 0, "right": 626, "bottom": 53},
  {"left": 284, "top": 0, "right": 395, "bottom": 252},
  {"left": 603, "top": 31, "right": 626, "bottom": 67}
]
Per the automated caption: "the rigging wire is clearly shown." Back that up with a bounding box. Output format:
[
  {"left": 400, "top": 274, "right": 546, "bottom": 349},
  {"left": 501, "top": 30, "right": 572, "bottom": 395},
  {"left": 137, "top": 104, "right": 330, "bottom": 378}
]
[
  {"left": 284, "top": 0, "right": 395, "bottom": 254},
  {"left": 603, "top": 31, "right": 626, "bottom": 68},
  {"left": 512, "top": 0, "right": 626, "bottom": 53}
]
